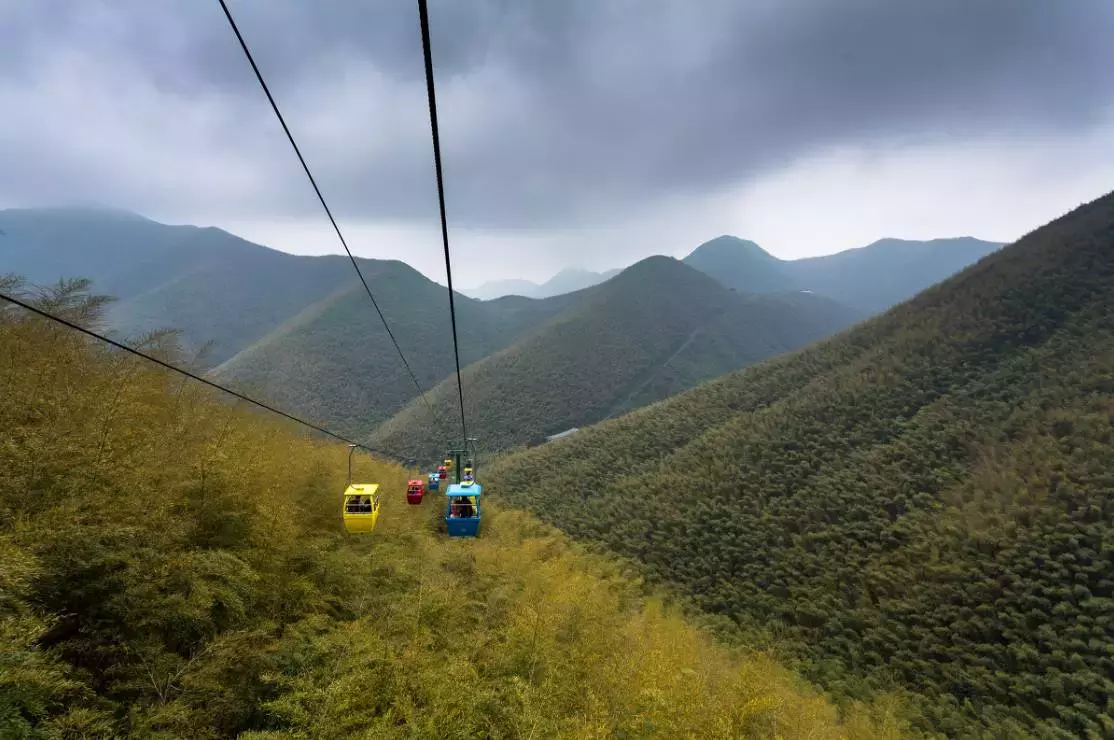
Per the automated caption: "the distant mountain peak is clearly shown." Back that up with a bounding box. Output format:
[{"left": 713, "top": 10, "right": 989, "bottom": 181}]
[
  {"left": 682, "top": 236, "right": 793, "bottom": 295},
  {"left": 685, "top": 235, "right": 778, "bottom": 262}
]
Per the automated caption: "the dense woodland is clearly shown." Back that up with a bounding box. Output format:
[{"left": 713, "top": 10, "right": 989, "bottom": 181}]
[
  {"left": 208, "top": 270, "right": 578, "bottom": 442},
  {"left": 371, "top": 257, "right": 853, "bottom": 461},
  {"left": 486, "top": 192, "right": 1114, "bottom": 738},
  {"left": 0, "top": 276, "right": 905, "bottom": 738}
]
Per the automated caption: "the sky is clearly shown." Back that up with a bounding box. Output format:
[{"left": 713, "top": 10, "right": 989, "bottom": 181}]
[{"left": 1, "top": 0, "right": 1113, "bottom": 288}]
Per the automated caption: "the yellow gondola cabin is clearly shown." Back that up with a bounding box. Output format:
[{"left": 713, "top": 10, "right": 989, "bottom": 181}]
[{"left": 343, "top": 483, "right": 381, "bottom": 533}]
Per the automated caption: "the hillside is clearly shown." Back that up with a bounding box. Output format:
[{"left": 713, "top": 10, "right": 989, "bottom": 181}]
[
  {"left": 0, "top": 276, "right": 901, "bottom": 738},
  {"left": 0, "top": 207, "right": 581, "bottom": 437},
  {"left": 787, "top": 236, "right": 1008, "bottom": 314},
  {"left": 0, "top": 207, "right": 356, "bottom": 366},
  {"left": 210, "top": 270, "right": 582, "bottom": 441},
  {"left": 370, "top": 256, "right": 856, "bottom": 460},
  {"left": 6, "top": 209, "right": 1000, "bottom": 447},
  {"left": 484, "top": 191, "right": 1114, "bottom": 737},
  {"left": 681, "top": 235, "right": 1003, "bottom": 315}
]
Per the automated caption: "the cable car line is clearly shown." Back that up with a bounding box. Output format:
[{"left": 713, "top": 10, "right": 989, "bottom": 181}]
[
  {"left": 0, "top": 290, "right": 399, "bottom": 458},
  {"left": 416, "top": 0, "right": 468, "bottom": 448},
  {"left": 215, "top": 0, "right": 438, "bottom": 425},
  {"left": 415, "top": 0, "right": 483, "bottom": 538}
]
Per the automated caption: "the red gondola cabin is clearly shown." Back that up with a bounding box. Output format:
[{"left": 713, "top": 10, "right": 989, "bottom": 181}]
[
  {"left": 437, "top": 464, "right": 448, "bottom": 480},
  {"left": 406, "top": 479, "right": 425, "bottom": 505}
]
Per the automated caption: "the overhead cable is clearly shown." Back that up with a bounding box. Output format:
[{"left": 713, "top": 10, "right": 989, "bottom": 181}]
[
  {"left": 416, "top": 0, "right": 468, "bottom": 447},
  {"left": 216, "top": 0, "right": 438, "bottom": 424},
  {"left": 1, "top": 290, "right": 398, "bottom": 457}
]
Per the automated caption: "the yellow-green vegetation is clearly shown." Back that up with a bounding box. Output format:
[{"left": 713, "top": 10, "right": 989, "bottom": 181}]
[
  {"left": 485, "top": 191, "right": 1114, "bottom": 737},
  {"left": 0, "top": 276, "right": 902, "bottom": 738}
]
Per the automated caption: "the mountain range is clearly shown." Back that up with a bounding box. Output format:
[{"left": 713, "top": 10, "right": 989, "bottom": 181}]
[
  {"left": 461, "top": 267, "right": 623, "bottom": 300},
  {"left": 370, "top": 256, "right": 855, "bottom": 459},
  {"left": 1, "top": 206, "right": 1000, "bottom": 449},
  {"left": 484, "top": 190, "right": 1114, "bottom": 737},
  {"left": 684, "top": 234, "right": 1006, "bottom": 315},
  {"left": 465, "top": 234, "right": 1004, "bottom": 318},
  {"left": 2, "top": 263, "right": 897, "bottom": 738}
]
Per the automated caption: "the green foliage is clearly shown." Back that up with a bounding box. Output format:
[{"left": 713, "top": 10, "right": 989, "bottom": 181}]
[
  {"left": 0, "top": 277, "right": 895, "bottom": 738},
  {"left": 486, "top": 191, "right": 1114, "bottom": 738},
  {"left": 209, "top": 267, "right": 579, "bottom": 443},
  {"left": 372, "top": 257, "right": 855, "bottom": 461}
]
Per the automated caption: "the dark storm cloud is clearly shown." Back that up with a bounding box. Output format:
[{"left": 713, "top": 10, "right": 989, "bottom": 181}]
[{"left": 1, "top": 0, "right": 1112, "bottom": 229}]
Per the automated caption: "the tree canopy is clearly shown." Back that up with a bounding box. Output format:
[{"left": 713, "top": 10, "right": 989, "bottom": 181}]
[
  {"left": 486, "top": 191, "right": 1114, "bottom": 738},
  {"left": 0, "top": 275, "right": 900, "bottom": 738}
]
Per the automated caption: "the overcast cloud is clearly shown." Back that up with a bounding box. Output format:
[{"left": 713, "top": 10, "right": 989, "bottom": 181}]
[{"left": 1, "top": 0, "right": 1113, "bottom": 285}]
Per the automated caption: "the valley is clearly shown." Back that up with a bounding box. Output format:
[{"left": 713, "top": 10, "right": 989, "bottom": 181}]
[
  {"left": 483, "top": 191, "right": 1114, "bottom": 737},
  {"left": 3, "top": 191, "right": 1108, "bottom": 740},
  {"left": 0, "top": 276, "right": 901, "bottom": 737},
  {"left": 4, "top": 2, "right": 1111, "bottom": 737}
]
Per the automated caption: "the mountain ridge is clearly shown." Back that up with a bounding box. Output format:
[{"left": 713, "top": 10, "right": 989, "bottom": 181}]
[
  {"left": 680, "top": 234, "right": 1004, "bottom": 314},
  {"left": 369, "top": 255, "right": 858, "bottom": 459},
  {"left": 4, "top": 205, "right": 1004, "bottom": 448}
]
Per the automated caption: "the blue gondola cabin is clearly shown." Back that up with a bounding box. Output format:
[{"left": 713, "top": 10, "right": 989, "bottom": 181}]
[
  {"left": 445, "top": 482, "right": 481, "bottom": 537},
  {"left": 428, "top": 472, "right": 440, "bottom": 491}
]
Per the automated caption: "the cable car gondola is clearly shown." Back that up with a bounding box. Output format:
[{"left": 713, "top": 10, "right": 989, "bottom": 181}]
[
  {"left": 437, "top": 464, "right": 448, "bottom": 480},
  {"left": 428, "top": 471, "right": 440, "bottom": 491},
  {"left": 343, "top": 483, "right": 380, "bottom": 533},
  {"left": 406, "top": 479, "right": 425, "bottom": 505},
  {"left": 341, "top": 445, "right": 380, "bottom": 533},
  {"left": 445, "top": 482, "right": 482, "bottom": 537}
]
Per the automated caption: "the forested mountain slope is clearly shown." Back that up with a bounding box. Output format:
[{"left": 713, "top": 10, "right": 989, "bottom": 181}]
[
  {"left": 210, "top": 263, "right": 580, "bottom": 440},
  {"left": 0, "top": 207, "right": 580, "bottom": 437},
  {"left": 0, "top": 276, "right": 901, "bottom": 738},
  {"left": 6, "top": 208, "right": 998, "bottom": 450},
  {"left": 682, "top": 235, "right": 1003, "bottom": 315},
  {"left": 370, "top": 257, "right": 856, "bottom": 460},
  {"left": 485, "top": 192, "right": 1114, "bottom": 737},
  {"left": 0, "top": 206, "right": 356, "bottom": 366}
]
